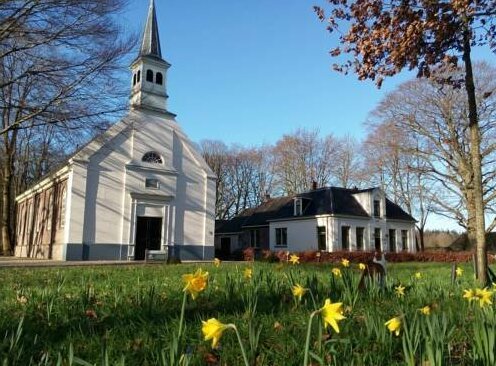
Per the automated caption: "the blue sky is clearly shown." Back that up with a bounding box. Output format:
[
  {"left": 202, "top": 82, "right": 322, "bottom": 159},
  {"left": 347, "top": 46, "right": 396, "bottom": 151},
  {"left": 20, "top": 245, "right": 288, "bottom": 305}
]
[{"left": 120, "top": 0, "right": 494, "bottom": 231}]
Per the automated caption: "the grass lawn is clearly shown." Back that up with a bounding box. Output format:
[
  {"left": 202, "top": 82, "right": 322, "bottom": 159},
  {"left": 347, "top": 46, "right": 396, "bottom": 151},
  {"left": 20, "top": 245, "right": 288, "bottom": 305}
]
[{"left": 0, "top": 261, "right": 494, "bottom": 365}]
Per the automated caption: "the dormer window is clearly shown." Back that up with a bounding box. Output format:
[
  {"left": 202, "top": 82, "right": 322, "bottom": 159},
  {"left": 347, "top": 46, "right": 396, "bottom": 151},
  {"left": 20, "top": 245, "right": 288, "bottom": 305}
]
[
  {"left": 373, "top": 200, "right": 381, "bottom": 217},
  {"left": 294, "top": 198, "right": 303, "bottom": 216},
  {"left": 142, "top": 152, "right": 163, "bottom": 164}
]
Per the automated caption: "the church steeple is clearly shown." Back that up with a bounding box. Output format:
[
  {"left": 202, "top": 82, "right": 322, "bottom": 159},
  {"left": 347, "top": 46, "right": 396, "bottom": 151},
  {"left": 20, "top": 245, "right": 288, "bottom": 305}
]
[
  {"left": 140, "top": 0, "right": 162, "bottom": 59},
  {"left": 130, "top": 0, "right": 170, "bottom": 113}
]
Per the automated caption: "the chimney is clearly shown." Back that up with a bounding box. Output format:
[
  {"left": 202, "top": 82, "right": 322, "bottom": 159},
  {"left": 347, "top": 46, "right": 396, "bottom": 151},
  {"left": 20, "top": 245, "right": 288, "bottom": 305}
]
[
  {"left": 312, "top": 181, "right": 318, "bottom": 191},
  {"left": 264, "top": 191, "right": 271, "bottom": 201}
]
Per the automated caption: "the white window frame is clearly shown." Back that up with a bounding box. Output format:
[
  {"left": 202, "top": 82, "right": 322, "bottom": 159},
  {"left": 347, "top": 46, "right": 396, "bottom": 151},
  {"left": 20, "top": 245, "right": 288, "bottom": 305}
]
[
  {"left": 275, "top": 228, "right": 287, "bottom": 247},
  {"left": 294, "top": 198, "right": 303, "bottom": 216}
]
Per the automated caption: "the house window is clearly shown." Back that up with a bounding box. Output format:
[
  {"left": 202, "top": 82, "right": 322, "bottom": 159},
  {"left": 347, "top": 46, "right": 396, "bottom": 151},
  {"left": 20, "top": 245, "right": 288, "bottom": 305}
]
[
  {"left": 250, "top": 229, "right": 260, "bottom": 248},
  {"left": 145, "top": 178, "right": 160, "bottom": 189},
  {"left": 294, "top": 198, "right": 303, "bottom": 216},
  {"left": 142, "top": 151, "right": 163, "bottom": 164},
  {"left": 341, "top": 226, "right": 350, "bottom": 251},
  {"left": 374, "top": 228, "right": 381, "bottom": 251},
  {"left": 59, "top": 188, "right": 66, "bottom": 228},
  {"left": 146, "top": 69, "right": 154, "bottom": 82},
  {"left": 401, "top": 230, "right": 408, "bottom": 251},
  {"left": 133, "top": 73, "right": 137, "bottom": 86},
  {"left": 137, "top": 70, "right": 141, "bottom": 83},
  {"left": 373, "top": 200, "right": 381, "bottom": 217},
  {"left": 356, "top": 227, "right": 364, "bottom": 251},
  {"left": 275, "top": 228, "right": 287, "bottom": 247},
  {"left": 389, "top": 229, "right": 396, "bottom": 252},
  {"left": 317, "top": 226, "right": 326, "bottom": 251}
]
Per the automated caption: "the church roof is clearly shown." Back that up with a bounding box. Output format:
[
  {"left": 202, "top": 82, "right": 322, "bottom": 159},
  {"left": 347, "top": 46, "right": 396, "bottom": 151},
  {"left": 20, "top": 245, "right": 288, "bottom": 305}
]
[{"left": 139, "top": 0, "right": 163, "bottom": 61}]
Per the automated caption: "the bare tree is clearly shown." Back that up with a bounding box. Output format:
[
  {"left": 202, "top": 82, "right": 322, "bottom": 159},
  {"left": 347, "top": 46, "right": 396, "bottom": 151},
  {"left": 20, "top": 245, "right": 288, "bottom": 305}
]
[
  {"left": 363, "top": 120, "right": 434, "bottom": 251},
  {"left": 367, "top": 63, "right": 496, "bottom": 251},
  {"left": 0, "top": 0, "right": 135, "bottom": 255},
  {"left": 272, "top": 128, "right": 338, "bottom": 195},
  {"left": 333, "top": 134, "right": 362, "bottom": 188},
  {"left": 199, "top": 141, "right": 274, "bottom": 220}
]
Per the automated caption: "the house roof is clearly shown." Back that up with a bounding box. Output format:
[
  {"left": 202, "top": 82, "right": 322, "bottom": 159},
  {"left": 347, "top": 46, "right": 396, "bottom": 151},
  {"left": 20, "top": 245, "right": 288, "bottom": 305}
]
[{"left": 215, "top": 187, "right": 416, "bottom": 234}]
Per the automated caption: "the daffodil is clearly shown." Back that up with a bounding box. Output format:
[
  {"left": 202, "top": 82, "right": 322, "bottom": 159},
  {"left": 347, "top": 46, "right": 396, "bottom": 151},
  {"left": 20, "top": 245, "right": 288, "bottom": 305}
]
[
  {"left": 202, "top": 318, "right": 228, "bottom": 348},
  {"left": 243, "top": 268, "right": 253, "bottom": 280},
  {"left": 385, "top": 316, "right": 401, "bottom": 336},
  {"left": 182, "top": 269, "right": 209, "bottom": 300},
  {"left": 419, "top": 306, "right": 431, "bottom": 315},
  {"left": 394, "top": 284, "right": 405, "bottom": 297},
  {"left": 456, "top": 267, "right": 464, "bottom": 277},
  {"left": 320, "top": 298, "right": 346, "bottom": 333},
  {"left": 292, "top": 284, "right": 307, "bottom": 301},
  {"left": 341, "top": 258, "right": 350, "bottom": 267},
  {"left": 214, "top": 258, "right": 221, "bottom": 268},
  {"left": 332, "top": 268, "right": 342, "bottom": 277},
  {"left": 358, "top": 263, "right": 366, "bottom": 271},
  {"left": 415, "top": 272, "right": 422, "bottom": 279},
  {"left": 463, "top": 289, "right": 476, "bottom": 301},
  {"left": 474, "top": 288, "right": 493, "bottom": 308},
  {"left": 289, "top": 254, "right": 300, "bottom": 265}
]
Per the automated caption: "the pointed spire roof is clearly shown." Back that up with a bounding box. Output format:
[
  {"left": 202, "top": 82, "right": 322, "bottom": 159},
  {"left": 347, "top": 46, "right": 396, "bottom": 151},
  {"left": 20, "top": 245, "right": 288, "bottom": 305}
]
[{"left": 139, "top": 0, "right": 163, "bottom": 59}]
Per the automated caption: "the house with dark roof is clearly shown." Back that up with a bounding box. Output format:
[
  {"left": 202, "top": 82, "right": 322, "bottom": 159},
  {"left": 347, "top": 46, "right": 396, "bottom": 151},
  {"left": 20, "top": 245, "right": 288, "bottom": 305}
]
[{"left": 215, "top": 186, "right": 416, "bottom": 257}]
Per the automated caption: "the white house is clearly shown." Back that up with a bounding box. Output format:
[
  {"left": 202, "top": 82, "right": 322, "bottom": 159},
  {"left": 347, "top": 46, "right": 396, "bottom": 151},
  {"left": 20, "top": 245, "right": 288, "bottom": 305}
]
[
  {"left": 215, "top": 186, "right": 416, "bottom": 256},
  {"left": 14, "top": 0, "right": 216, "bottom": 261}
]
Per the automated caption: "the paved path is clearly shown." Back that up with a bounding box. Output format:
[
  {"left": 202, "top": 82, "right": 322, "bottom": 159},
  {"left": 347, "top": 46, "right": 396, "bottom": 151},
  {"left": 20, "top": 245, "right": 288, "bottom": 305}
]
[{"left": 0, "top": 257, "right": 211, "bottom": 269}]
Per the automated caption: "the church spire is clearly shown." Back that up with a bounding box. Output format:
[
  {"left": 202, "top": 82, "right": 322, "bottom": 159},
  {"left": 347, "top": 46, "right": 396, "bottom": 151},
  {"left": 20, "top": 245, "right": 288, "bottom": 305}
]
[
  {"left": 130, "top": 0, "right": 170, "bottom": 113},
  {"left": 140, "top": 0, "right": 162, "bottom": 59}
]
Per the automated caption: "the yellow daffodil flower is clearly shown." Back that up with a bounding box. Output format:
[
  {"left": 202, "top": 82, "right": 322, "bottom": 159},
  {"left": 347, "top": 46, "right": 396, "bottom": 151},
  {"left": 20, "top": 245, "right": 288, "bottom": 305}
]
[
  {"left": 202, "top": 318, "right": 228, "bottom": 348},
  {"left": 243, "top": 268, "right": 253, "bottom": 280},
  {"left": 214, "top": 258, "right": 221, "bottom": 268},
  {"left": 182, "top": 269, "right": 209, "bottom": 300},
  {"left": 394, "top": 284, "right": 406, "bottom": 297},
  {"left": 475, "top": 288, "right": 493, "bottom": 308},
  {"left": 456, "top": 267, "right": 463, "bottom": 277},
  {"left": 419, "top": 306, "right": 431, "bottom": 315},
  {"left": 292, "top": 284, "right": 307, "bottom": 301},
  {"left": 289, "top": 254, "right": 300, "bottom": 265},
  {"left": 385, "top": 316, "right": 401, "bottom": 336},
  {"left": 332, "top": 268, "right": 342, "bottom": 277},
  {"left": 415, "top": 272, "right": 422, "bottom": 279},
  {"left": 463, "top": 289, "right": 476, "bottom": 301},
  {"left": 341, "top": 258, "right": 350, "bottom": 267},
  {"left": 358, "top": 263, "right": 366, "bottom": 271},
  {"left": 320, "top": 299, "right": 346, "bottom": 333}
]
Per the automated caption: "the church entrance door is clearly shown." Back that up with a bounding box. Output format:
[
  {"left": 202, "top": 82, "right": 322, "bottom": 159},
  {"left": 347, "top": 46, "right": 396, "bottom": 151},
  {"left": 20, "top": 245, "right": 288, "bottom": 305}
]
[{"left": 135, "top": 217, "right": 162, "bottom": 260}]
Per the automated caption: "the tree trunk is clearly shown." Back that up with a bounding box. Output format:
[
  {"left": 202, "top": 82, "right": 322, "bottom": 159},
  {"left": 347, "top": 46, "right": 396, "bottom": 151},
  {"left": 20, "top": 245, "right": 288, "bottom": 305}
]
[
  {"left": 463, "top": 30, "right": 487, "bottom": 284},
  {"left": 1, "top": 162, "right": 12, "bottom": 256}
]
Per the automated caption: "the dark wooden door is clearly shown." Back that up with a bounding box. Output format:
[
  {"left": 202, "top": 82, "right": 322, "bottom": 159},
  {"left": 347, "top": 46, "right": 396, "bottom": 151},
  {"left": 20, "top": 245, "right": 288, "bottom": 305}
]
[
  {"left": 135, "top": 217, "right": 162, "bottom": 260},
  {"left": 220, "top": 237, "right": 231, "bottom": 258}
]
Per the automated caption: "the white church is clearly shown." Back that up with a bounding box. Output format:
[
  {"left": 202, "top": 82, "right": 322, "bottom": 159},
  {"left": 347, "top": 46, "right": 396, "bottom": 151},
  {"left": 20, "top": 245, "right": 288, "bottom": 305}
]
[{"left": 14, "top": 1, "right": 216, "bottom": 261}]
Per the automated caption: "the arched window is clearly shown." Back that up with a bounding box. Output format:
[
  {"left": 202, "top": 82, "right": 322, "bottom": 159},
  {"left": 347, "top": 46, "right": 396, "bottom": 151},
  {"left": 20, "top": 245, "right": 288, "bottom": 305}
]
[
  {"left": 146, "top": 70, "right": 154, "bottom": 82},
  {"left": 142, "top": 151, "right": 163, "bottom": 164},
  {"left": 137, "top": 70, "right": 141, "bottom": 83},
  {"left": 133, "top": 73, "right": 137, "bottom": 86},
  {"left": 156, "top": 72, "right": 163, "bottom": 85}
]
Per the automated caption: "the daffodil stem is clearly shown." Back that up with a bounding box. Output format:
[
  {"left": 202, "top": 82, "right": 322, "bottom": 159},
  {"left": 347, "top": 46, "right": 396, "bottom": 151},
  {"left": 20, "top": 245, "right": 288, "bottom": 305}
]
[
  {"left": 303, "top": 310, "right": 320, "bottom": 366},
  {"left": 229, "top": 324, "right": 250, "bottom": 366},
  {"left": 177, "top": 291, "right": 187, "bottom": 340}
]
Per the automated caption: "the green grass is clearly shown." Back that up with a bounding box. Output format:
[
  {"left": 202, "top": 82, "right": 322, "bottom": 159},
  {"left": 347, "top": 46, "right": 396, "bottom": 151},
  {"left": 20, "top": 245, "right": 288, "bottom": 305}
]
[{"left": 0, "top": 261, "right": 493, "bottom": 365}]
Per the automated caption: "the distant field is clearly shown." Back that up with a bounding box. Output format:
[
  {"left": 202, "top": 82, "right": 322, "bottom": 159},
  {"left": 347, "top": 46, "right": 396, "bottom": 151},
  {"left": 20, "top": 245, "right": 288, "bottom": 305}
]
[{"left": 0, "top": 261, "right": 493, "bottom": 365}]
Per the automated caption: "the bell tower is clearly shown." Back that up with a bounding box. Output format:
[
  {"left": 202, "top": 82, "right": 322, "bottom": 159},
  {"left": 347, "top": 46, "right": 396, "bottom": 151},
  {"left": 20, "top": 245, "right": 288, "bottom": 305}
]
[{"left": 130, "top": 0, "right": 170, "bottom": 113}]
